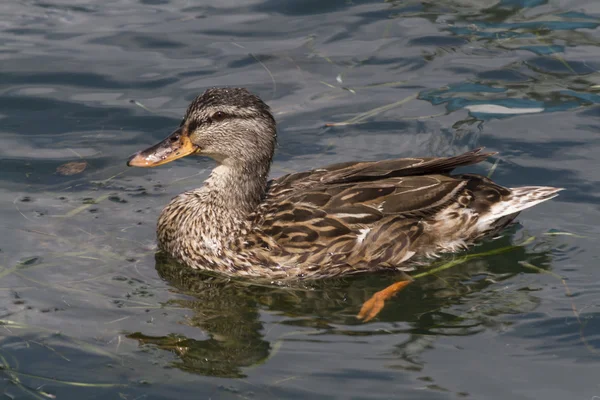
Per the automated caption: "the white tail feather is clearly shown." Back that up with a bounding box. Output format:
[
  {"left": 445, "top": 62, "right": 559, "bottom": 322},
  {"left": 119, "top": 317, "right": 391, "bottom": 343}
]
[{"left": 480, "top": 186, "right": 563, "bottom": 224}]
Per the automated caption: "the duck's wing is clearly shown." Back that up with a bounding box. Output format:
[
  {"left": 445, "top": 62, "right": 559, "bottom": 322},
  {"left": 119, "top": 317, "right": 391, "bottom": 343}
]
[
  {"left": 251, "top": 149, "right": 496, "bottom": 275},
  {"left": 270, "top": 147, "right": 494, "bottom": 191},
  {"left": 266, "top": 147, "right": 496, "bottom": 206}
]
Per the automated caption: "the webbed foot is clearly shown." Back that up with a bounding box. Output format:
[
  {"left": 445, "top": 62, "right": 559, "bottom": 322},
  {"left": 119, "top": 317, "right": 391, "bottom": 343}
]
[{"left": 357, "top": 280, "right": 412, "bottom": 322}]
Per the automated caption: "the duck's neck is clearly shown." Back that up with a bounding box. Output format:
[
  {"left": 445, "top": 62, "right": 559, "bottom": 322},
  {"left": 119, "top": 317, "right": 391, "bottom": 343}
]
[
  {"left": 202, "top": 159, "right": 270, "bottom": 217},
  {"left": 157, "top": 158, "right": 271, "bottom": 256}
]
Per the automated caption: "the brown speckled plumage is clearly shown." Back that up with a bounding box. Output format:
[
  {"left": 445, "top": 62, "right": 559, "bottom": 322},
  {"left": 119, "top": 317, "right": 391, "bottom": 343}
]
[{"left": 129, "top": 88, "right": 562, "bottom": 280}]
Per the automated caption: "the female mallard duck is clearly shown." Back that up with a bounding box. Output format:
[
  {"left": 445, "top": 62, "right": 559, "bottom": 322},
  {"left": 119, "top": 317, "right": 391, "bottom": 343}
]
[{"left": 128, "top": 88, "right": 561, "bottom": 283}]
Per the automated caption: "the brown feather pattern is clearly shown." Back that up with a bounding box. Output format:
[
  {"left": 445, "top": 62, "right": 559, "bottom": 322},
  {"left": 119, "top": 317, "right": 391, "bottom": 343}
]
[{"left": 143, "top": 88, "right": 562, "bottom": 280}]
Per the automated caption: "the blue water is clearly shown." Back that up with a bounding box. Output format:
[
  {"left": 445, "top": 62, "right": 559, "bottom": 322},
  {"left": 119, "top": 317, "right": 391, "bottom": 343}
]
[{"left": 0, "top": 0, "right": 599, "bottom": 399}]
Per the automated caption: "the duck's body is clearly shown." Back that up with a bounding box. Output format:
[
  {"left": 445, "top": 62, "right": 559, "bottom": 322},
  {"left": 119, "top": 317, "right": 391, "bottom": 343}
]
[{"left": 128, "top": 88, "right": 561, "bottom": 280}]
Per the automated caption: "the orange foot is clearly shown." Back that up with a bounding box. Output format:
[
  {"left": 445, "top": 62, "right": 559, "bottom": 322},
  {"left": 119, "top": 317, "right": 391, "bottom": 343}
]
[{"left": 357, "top": 280, "right": 412, "bottom": 322}]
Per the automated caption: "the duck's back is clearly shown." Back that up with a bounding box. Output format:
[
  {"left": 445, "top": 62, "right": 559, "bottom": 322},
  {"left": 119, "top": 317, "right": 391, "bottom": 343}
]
[{"left": 248, "top": 148, "right": 561, "bottom": 278}]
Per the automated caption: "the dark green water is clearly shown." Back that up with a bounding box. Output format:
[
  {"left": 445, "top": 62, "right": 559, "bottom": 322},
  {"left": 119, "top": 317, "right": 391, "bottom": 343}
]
[{"left": 1, "top": 0, "right": 599, "bottom": 399}]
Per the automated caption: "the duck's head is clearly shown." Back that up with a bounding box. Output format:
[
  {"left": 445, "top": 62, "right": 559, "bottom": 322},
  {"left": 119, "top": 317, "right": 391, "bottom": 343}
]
[{"left": 127, "top": 88, "right": 276, "bottom": 168}]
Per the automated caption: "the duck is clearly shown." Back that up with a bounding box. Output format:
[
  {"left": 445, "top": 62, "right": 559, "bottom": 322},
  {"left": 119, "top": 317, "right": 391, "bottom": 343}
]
[{"left": 127, "top": 87, "right": 561, "bottom": 318}]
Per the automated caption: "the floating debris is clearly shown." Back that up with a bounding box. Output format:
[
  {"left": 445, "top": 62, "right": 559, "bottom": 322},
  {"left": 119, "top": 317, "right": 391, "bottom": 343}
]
[
  {"left": 130, "top": 99, "right": 155, "bottom": 113},
  {"left": 326, "top": 94, "right": 418, "bottom": 126},
  {"left": 56, "top": 161, "right": 88, "bottom": 176},
  {"left": 465, "top": 104, "right": 544, "bottom": 115}
]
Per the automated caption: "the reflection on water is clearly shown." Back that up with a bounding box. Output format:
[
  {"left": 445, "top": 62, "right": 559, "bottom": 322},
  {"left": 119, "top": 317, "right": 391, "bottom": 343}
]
[{"left": 126, "top": 230, "right": 552, "bottom": 378}]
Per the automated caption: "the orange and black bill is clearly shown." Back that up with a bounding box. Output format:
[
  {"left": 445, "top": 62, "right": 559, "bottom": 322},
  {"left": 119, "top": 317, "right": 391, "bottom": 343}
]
[{"left": 127, "top": 127, "right": 198, "bottom": 167}]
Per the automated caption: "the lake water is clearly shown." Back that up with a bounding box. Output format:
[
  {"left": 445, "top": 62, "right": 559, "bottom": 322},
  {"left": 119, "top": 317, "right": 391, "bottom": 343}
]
[{"left": 1, "top": 0, "right": 599, "bottom": 398}]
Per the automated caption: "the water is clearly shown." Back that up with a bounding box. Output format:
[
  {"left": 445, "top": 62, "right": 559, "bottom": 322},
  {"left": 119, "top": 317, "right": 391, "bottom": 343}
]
[{"left": 1, "top": 0, "right": 599, "bottom": 398}]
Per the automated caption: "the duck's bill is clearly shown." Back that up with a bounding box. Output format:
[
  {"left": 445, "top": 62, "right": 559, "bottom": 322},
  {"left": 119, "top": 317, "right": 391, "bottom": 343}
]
[{"left": 127, "top": 128, "right": 198, "bottom": 167}]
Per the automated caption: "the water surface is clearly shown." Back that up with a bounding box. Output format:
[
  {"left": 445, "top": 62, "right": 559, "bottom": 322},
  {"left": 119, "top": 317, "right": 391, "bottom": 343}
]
[{"left": 1, "top": 0, "right": 599, "bottom": 399}]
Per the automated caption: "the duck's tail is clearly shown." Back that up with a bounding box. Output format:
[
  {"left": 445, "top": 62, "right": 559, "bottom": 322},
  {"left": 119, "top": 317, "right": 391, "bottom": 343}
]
[{"left": 481, "top": 186, "right": 564, "bottom": 224}]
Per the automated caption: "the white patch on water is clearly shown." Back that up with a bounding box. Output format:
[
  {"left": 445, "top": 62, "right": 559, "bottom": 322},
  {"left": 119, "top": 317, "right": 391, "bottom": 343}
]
[{"left": 465, "top": 104, "right": 544, "bottom": 115}]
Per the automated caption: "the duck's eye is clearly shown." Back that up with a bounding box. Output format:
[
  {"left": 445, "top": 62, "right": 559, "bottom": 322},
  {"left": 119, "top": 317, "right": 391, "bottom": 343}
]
[{"left": 211, "top": 111, "right": 226, "bottom": 121}]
